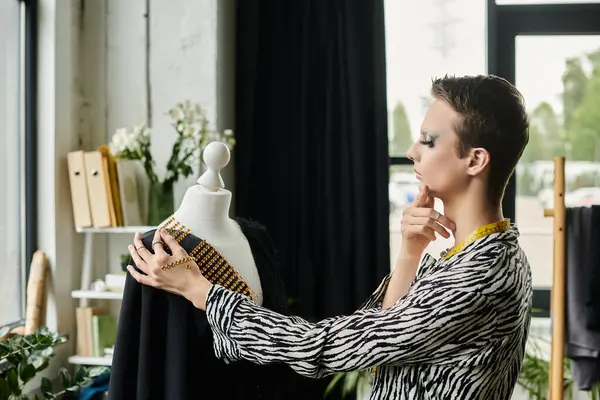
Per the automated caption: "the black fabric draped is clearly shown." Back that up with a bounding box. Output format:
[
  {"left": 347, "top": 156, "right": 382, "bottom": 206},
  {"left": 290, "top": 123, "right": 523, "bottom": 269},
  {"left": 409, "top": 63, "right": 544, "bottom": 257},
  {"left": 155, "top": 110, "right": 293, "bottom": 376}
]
[
  {"left": 565, "top": 205, "right": 600, "bottom": 390},
  {"left": 233, "top": 0, "right": 390, "bottom": 324},
  {"left": 108, "top": 218, "right": 308, "bottom": 399}
]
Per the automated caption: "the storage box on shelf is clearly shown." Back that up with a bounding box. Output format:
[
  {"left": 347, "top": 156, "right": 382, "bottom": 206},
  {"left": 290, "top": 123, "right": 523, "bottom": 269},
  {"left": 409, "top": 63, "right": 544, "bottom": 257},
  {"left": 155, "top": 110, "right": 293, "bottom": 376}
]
[{"left": 68, "top": 225, "right": 153, "bottom": 367}]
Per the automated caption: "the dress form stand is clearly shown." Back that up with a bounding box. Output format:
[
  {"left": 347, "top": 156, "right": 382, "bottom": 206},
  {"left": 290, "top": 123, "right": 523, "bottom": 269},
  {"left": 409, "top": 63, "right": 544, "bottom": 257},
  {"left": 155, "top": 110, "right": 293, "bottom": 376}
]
[{"left": 164, "top": 142, "right": 263, "bottom": 304}]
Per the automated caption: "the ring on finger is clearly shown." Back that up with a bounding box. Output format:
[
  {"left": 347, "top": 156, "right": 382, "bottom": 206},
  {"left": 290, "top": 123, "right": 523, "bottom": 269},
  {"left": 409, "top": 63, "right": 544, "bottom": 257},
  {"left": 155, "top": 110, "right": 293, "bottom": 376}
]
[
  {"left": 152, "top": 240, "right": 165, "bottom": 247},
  {"left": 135, "top": 245, "right": 145, "bottom": 251}
]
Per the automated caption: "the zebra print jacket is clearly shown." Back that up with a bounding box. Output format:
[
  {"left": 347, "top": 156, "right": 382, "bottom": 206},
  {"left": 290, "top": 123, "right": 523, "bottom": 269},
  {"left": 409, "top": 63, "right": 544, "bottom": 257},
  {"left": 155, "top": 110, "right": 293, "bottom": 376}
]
[{"left": 205, "top": 226, "right": 533, "bottom": 399}]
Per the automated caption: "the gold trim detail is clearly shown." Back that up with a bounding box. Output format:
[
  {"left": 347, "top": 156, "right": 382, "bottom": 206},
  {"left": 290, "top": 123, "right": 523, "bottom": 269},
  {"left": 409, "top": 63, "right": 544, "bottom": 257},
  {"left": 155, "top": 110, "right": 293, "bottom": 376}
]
[
  {"left": 158, "top": 217, "right": 259, "bottom": 302},
  {"left": 161, "top": 256, "right": 194, "bottom": 271},
  {"left": 440, "top": 219, "right": 511, "bottom": 261}
]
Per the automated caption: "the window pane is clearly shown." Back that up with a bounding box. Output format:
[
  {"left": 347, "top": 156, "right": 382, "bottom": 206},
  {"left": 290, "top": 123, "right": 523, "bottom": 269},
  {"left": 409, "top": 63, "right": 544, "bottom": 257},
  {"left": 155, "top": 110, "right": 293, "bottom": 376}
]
[
  {"left": 515, "top": 35, "right": 600, "bottom": 289},
  {"left": 385, "top": 0, "right": 486, "bottom": 269},
  {"left": 384, "top": 0, "right": 486, "bottom": 158},
  {"left": 389, "top": 165, "right": 454, "bottom": 271},
  {"left": 0, "top": 0, "right": 23, "bottom": 326}
]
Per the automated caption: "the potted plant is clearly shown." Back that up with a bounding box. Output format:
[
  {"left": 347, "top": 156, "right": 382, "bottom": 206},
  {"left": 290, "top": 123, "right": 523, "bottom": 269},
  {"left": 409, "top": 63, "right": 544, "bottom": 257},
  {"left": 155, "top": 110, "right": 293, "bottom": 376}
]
[
  {"left": 109, "top": 100, "right": 236, "bottom": 225},
  {"left": 119, "top": 253, "right": 130, "bottom": 272},
  {"left": 0, "top": 326, "right": 109, "bottom": 400}
]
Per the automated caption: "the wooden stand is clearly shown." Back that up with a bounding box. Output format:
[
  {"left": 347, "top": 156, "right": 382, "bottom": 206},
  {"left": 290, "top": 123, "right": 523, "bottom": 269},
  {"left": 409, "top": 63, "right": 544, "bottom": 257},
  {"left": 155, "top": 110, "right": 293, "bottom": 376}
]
[
  {"left": 0, "top": 250, "right": 49, "bottom": 340},
  {"left": 543, "top": 156, "right": 567, "bottom": 400}
]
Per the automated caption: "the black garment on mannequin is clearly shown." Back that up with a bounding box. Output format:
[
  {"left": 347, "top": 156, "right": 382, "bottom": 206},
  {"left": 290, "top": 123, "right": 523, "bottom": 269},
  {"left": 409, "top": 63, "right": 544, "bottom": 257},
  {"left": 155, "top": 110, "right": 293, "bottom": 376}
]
[
  {"left": 108, "top": 218, "right": 312, "bottom": 399},
  {"left": 565, "top": 206, "right": 600, "bottom": 390}
]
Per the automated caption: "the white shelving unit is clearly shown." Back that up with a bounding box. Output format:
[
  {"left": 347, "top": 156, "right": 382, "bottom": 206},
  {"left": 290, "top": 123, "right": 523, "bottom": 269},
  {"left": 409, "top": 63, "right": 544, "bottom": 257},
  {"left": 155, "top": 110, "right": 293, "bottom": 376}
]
[
  {"left": 67, "top": 355, "right": 113, "bottom": 367},
  {"left": 69, "top": 225, "right": 153, "bottom": 366},
  {"left": 73, "top": 225, "right": 152, "bottom": 308},
  {"left": 71, "top": 290, "right": 124, "bottom": 300}
]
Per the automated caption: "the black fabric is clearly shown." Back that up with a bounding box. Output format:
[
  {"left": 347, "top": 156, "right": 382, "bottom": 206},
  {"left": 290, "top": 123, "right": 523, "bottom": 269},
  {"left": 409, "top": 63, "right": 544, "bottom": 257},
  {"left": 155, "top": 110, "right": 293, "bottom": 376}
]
[
  {"left": 564, "top": 206, "right": 600, "bottom": 390},
  {"left": 233, "top": 0, "right": 390, "bottom": 324},
  {"left": 107, "top": 218, "right": 320, "bottom": 399}
]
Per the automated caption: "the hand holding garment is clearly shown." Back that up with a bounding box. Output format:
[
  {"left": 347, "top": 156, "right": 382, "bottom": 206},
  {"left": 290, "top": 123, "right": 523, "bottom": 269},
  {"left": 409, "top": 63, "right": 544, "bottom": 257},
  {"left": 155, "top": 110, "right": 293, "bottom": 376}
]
[
  {"left": 108, "top": 218, "right": 318, "bottom": 400},
  {"left": 126, "top": 228, "right": 212, "bottom": 303}
]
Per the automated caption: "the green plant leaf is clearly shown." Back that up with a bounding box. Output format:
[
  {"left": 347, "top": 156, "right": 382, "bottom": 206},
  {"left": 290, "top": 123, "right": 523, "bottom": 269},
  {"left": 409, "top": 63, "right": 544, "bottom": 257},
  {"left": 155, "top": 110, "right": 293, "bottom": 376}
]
[
  {"left": 324, "top": 373, "right": 345, "bottom": 397},
  {"left": 38, "top": 347, "right": 53, "bottom": 359},
  {"left": 87, "top": 367, "right": 109, "bottom": 378},
  {"left": 74, "top": 367, "right": 86, "bottom": 383},
  {"left": 18, "top": 362, "right": 36, "bottom": 384},
  {"left": 0, "top": 376, "right": 10, "bottom": 400},
  {"left": 6, "top": 368, "right": 19, "bottom": 395},
  {"left": 0, "top": 341, "right": 11, "bottom": 357},
  {"left": 58, "top": 367, "right": 71, "bottom": 389},
  {"left": 28, "top": 355, "right": 49, "bottom": 373},
  {"left": 342, "top": 371, "right": 360, "bottom": 397},
  {"left": 40, "top": 377, "right": 53, "bottom": 398}
]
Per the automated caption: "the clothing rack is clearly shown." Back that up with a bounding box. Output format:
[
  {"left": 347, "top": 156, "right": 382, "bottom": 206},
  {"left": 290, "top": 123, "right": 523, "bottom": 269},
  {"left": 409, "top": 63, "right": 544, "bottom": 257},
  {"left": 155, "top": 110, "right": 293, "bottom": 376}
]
[{"left": 543, "top": 156, "right": 567, "bottom": 400}]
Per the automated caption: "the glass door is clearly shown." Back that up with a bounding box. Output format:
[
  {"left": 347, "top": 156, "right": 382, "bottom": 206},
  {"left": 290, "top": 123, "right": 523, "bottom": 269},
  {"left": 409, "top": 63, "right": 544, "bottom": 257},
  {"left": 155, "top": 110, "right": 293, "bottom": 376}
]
[{"left": 491, "top": 1, "right": 600, "bottom": 317}]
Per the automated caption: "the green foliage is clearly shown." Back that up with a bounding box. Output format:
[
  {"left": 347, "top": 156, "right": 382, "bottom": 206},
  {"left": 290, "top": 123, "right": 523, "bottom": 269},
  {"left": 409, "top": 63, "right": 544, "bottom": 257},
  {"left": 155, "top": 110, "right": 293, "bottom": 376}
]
[
  {"left": 517, "top": 334, "right": 600, "bottom": 399},
  {"left": 120, "top": 253, "right": 130, "bottom": 265},
  {"left": 561, "top": 48, "right": 600, "bottom": 162},
  {"left": 0, "top": 326, "right": 109, "bottom": 400},
  {"left": 517, "top": 165, "right": 538, "bottom": 196},
  {"left": 522, "top": 101, "right": 565, "bottom": 163},
  {"left": 520, "top": 47, "right": 600, "bottom": 195},
  {"left": 324, "top": 369, "right": 372, "bottom": 399},
  {"left": 389, "top": 101, "right": 412, "bottom": 157}
]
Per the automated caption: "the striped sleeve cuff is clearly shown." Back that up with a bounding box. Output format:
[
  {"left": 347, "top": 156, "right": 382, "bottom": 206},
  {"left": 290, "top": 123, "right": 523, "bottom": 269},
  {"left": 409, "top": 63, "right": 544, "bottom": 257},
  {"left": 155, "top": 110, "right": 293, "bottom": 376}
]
[
  {"left": 205, "top": 284, "right": 245, "bottom": 363},
  {"left": 358, "top": 273, "right": 391, "bottom": 310}
]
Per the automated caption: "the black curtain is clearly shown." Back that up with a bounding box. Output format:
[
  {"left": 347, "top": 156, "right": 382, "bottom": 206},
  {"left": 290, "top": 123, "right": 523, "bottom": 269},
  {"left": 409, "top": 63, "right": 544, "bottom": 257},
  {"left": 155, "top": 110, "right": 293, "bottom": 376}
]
[{"left": 234, "top": 0, "right": 390, "bottom": 323}]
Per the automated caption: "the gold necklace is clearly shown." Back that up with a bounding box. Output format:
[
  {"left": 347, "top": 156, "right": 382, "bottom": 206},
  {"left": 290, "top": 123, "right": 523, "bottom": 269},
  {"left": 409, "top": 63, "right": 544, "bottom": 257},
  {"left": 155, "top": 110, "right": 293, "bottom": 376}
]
[{"left": 440, "top": 219, "right": 511, "bottom": 261}]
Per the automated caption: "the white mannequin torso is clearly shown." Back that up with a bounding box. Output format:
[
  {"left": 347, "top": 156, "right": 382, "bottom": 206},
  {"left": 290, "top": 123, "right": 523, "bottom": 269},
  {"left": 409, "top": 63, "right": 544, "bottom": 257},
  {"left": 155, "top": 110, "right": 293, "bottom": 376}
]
[{"left": 159, "top": 142, "right": 263, "bottom": 304}]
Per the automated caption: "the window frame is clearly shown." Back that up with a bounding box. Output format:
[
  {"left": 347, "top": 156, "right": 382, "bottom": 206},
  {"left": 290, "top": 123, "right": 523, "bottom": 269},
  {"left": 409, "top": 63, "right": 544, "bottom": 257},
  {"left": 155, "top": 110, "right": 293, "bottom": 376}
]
[
  {"left": 22, "top": 0, "right": 38, "bottom": 294},
  {"left": 487, "top": 0, "right": 600, "bottom": 318},
  {"left": 2, "top": 0, "right": 39, "bottom": 329}
]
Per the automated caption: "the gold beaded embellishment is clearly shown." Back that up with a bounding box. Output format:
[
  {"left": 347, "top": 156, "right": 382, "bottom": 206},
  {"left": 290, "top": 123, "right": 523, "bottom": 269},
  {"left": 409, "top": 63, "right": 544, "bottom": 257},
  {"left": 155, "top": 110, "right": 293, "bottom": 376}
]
[
  {"left": 159, "top": 217, "right": 259, "bottom": 302},
  {"left": 441, "top": 219, "right": 511, "bottom": 261},
  {"left": 159, "top": 217, "right": 191, "bottom": 243},
  {"left": 161, "top": 256, "right": 195, "bottom": 271},
  {"left": 188, "top": 239, "right": 260, "bottom": 302}
]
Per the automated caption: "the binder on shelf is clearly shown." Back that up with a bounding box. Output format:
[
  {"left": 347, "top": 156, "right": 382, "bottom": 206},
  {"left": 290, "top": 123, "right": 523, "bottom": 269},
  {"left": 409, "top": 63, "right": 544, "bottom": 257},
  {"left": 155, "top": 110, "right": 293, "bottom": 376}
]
[
  {"left": 83, "top": 151, "right": 112, "bottom": 228},
  {"left": 67, "top": 151, "right": 93, "bottom": 228},
  {"left": 100, "top": 149, "right": 117, "bottom": 227},
  {"left": 100, "top": 145, "right": 125, "bottom": 227},
  {"left": 75, "top": 306, "right": 106, "bottom": 357},
  {"left": 116, "top": 158, "right": 143, "bottom": 226}
]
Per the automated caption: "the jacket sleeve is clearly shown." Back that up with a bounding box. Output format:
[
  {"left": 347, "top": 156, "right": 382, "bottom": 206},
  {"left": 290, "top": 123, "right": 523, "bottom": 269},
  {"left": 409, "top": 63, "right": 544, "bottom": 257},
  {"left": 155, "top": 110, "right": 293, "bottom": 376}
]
[
  {"left": 205, "top": 272, "right": 496, "bottom": 379},
  {"left": 357, "top": 253, "right": 438, "bottom": 310}
]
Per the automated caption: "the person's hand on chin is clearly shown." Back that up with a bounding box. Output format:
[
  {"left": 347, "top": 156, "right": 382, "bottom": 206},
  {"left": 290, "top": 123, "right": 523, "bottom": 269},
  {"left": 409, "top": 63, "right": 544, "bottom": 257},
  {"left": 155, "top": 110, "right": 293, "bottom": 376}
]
[
  {"left": 126, "top": 228, "right": 213, "bottom": 310},
  {"left": 400, "top": 183, "right": 456, "bottom": 258}
]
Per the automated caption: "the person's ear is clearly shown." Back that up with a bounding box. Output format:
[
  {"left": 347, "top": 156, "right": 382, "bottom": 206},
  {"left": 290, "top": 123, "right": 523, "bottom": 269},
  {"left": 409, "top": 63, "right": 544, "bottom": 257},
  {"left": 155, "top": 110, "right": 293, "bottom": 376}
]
[{"left": 466, "top": 147, "right": 490, "bottom": 176}]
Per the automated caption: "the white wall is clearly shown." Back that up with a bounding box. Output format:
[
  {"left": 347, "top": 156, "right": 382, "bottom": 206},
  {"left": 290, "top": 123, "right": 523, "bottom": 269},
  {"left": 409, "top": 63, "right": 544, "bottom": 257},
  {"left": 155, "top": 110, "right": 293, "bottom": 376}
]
[{"left": 36, "top": 0, "right": 235, "bottom": 380}]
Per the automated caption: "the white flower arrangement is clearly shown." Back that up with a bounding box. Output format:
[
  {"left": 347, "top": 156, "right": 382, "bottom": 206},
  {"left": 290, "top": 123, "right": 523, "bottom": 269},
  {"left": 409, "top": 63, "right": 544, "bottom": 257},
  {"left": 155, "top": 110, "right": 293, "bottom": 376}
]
[{"left": 110, "top": 101, "right": 235, "bottom": 186}]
